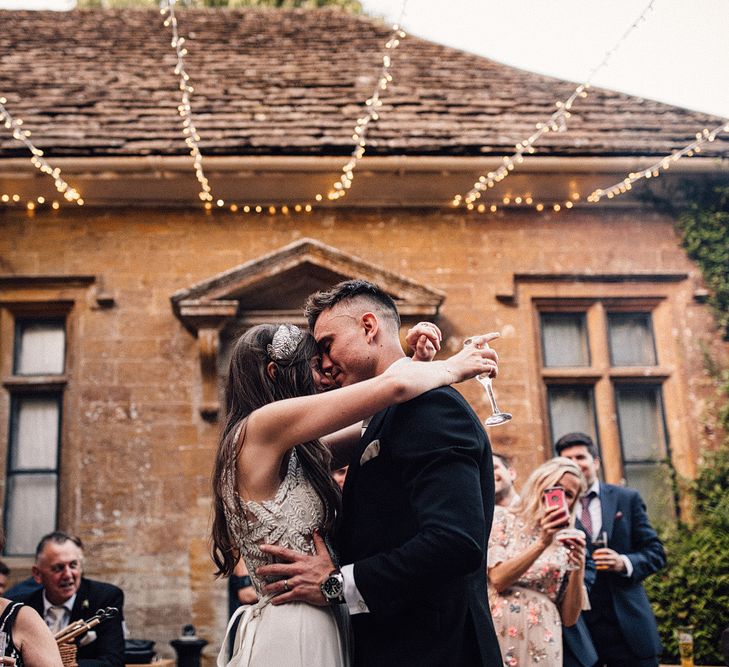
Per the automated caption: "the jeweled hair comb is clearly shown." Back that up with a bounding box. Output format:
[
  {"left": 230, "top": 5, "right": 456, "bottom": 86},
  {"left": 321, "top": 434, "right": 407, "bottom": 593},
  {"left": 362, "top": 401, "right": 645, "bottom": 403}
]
[{"left": 267, "top": 324, "right": 305, "bottom": 362}]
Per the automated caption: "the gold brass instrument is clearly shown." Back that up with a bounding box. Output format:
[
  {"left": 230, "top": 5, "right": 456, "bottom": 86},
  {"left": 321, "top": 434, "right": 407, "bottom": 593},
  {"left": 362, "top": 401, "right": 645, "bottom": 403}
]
[
  {"left": 54, "top": 607, "right": 119, "bottom": 667},
  {"left": 54, "top": 606, "right": 119, "bottom": 644}
]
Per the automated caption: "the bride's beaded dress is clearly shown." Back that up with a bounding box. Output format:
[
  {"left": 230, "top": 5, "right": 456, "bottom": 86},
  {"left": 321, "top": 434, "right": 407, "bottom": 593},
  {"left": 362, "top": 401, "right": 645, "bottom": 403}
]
[{"left": 217, "top": 446, "right": 349, "bottom": 667}]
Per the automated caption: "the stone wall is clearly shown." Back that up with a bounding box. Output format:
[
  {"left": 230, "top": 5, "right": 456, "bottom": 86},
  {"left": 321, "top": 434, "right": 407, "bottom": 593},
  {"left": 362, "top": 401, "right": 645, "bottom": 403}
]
[{"left": 0, "top": 204, "right": 726, "bottom": 661}]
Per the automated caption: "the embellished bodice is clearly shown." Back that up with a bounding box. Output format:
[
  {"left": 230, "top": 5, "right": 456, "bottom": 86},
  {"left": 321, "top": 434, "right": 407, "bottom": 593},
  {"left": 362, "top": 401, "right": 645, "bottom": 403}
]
[{"left": 222, "top": 444, "right": 325, "bottom": 595}]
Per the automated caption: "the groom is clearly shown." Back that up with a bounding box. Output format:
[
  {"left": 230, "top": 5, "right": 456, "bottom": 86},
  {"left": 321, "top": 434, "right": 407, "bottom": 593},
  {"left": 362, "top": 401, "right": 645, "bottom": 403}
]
[{"left": 258, "top": 280, "right": 503, "bottom": 666}]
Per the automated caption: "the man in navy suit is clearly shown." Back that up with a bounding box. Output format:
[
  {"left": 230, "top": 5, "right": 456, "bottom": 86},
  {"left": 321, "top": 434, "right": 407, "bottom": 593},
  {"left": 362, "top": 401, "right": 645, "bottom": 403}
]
[
  {"left": 8, "top": 532, "right": 125, "bottom": 667},
  {"left": 258, "top": 280, "right": 503, "bottom": 666},
  {"left": 556, "top": 433, "right": 665, "bottom": 667}
]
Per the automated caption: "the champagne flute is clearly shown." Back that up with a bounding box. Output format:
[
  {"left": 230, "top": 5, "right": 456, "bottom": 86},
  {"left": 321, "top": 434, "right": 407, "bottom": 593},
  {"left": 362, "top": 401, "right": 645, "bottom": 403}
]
[{"left": 464, "top": 336, "right": 512, "bottom": 426}]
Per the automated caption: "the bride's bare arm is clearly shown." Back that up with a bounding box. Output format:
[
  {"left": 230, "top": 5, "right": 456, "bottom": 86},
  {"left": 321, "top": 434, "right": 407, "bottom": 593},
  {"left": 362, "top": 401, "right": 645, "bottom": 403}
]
[{"left": 246, "top": 334, "right": 497, "bottom": 456}]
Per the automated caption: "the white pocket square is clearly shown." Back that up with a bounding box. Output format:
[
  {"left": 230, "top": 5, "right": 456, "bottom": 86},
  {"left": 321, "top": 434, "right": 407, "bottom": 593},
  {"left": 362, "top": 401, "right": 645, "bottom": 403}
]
[{"left": 360, "top": 440, "right": 380, "bottom": 465}]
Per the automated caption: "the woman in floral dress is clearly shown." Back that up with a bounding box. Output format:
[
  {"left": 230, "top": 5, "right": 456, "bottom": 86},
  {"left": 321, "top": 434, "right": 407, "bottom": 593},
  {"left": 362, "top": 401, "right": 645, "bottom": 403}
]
[{"left": 488, "top": 457, "right": 588, "bottom": 666}]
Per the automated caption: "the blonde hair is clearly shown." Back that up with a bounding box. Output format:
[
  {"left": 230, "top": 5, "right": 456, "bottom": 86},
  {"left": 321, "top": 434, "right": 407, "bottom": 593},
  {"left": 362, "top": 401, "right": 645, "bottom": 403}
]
[{"left": 512, "top": 457, "right": 587, "bottom": 528}]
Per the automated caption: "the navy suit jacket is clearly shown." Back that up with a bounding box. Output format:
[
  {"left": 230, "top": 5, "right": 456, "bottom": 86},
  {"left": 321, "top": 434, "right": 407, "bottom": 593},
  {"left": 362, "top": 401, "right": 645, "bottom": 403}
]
[
  {"left": 580, "top": 483, "right": 665, "bottom": 659},
  {"left": 562, "top": 555, "right": 598, "bottom": 667},
  {"left": 10, "top": 577, "right": 125, "bottom": 667},
  {"left": 337, "top": 387, "right": 503, "bottom": 667}
]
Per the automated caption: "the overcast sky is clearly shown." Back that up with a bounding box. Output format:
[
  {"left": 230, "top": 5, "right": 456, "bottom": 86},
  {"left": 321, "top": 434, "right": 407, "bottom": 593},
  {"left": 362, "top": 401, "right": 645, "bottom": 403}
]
[
  {"left": 362, "top": 0, "right": 729, "bottom": 119},
  {"left": 1, "top": 0, "right": 728, "bottom": 120}
]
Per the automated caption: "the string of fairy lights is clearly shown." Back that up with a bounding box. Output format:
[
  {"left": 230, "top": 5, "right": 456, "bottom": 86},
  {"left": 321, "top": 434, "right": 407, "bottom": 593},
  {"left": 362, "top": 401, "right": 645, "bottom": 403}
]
[
  {"left": 452, "top": 0, "right": 656, "bottom": 210},
  {"left": 316, "top": 5, "right": 408, "bottom": 203},
  {"left": 158, "top": 0, "right": 407, "bottom": 212},
  {"left": 1, "top": 0, "right": 727, "bottom": 216},
  {"left": 0, "top": 96, "right": 83, "bottom": 210},
  {"left": 587, "top": 122, "right": 729, "bottom": 203},
  {"left": 160, "top": 0, "right": 213, "bottom": 205}
]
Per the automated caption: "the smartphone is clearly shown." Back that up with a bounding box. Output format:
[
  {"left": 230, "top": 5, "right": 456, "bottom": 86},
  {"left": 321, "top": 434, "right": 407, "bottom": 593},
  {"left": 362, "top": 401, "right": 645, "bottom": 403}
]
[{"left": 543, "top": 486, "right": 569, "bottom": 527}]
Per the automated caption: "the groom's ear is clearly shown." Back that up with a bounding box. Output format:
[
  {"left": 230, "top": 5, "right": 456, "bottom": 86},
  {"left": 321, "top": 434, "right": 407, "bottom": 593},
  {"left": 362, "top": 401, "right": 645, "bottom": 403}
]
[{"left": 361, "top": 312, "right": 379, "bottom": 342}]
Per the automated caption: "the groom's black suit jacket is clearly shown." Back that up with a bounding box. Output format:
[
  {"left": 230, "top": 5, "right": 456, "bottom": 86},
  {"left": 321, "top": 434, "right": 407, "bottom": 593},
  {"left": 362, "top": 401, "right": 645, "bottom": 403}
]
[
  {"left": 11, "top": 577, "right": 125, "bottom": 667},
  {"left": 337, "top": 386, "right": 503, "bottom": 667}
]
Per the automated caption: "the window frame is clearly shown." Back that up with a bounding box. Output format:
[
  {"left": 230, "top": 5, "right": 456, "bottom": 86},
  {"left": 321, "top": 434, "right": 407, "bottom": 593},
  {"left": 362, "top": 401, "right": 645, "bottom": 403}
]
[
  {"left": 13, "top": 318, "right": 67, "bottom": 377},
  {"left": 2, "top": 306, "right": 70, "bottom": 557},
  {"left": 535, "top": 296, "right": 679, "bottom": 521},
  {"left": 540, "top": 311, "right": 591, "bottom": 368}
]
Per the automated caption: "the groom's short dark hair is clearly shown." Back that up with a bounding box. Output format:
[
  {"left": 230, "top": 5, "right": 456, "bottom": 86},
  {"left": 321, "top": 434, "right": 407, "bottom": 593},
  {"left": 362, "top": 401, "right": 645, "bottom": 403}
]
[{"left": 305, "top": 280, "right": 400, "bottom": 332}]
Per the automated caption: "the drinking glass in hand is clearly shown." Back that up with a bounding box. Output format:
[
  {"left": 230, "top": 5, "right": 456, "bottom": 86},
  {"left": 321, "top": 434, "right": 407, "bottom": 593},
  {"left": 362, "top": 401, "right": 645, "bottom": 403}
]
[
  {"left": 555, "top": 528, "right": 585, "bottom": 571},
  {"left": 464, "top": 336, "right": 512, "bottom": 426},
  {"left": 592, "top": 531, "right": 609, "bottom": 570}
]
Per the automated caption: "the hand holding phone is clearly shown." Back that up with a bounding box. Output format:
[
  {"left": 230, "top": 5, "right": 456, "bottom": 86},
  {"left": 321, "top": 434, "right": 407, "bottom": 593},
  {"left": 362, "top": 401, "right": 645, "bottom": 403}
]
[{"left": 543, "top": 486, "right": 569, "bottom": 528}]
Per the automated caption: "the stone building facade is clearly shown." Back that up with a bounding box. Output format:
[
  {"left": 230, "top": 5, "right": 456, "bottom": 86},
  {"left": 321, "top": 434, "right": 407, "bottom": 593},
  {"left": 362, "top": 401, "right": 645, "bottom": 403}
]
[{"left": 1, "top": 7, "right": 728, "bottom": 661}]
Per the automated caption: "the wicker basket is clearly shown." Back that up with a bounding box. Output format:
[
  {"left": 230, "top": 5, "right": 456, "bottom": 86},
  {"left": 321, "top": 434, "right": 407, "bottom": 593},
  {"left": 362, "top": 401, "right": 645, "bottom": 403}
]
[{"left": 58, "top": 641, "right": 78, "bottom": 667}]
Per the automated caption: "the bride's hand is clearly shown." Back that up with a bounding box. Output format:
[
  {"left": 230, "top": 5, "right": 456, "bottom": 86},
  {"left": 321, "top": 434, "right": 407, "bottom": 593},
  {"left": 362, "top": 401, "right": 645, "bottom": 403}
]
[
  {"left": 405, "top": 322, "right": 442, "bottom": 361},
  {"left": 445, "top": 332, "right": 500, "bottom": 382}
]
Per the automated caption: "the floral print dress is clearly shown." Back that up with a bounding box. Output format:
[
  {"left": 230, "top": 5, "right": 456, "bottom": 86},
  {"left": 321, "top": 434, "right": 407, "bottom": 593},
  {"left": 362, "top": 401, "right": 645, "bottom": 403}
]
[{"left": 488, "top": 506, "right": 571, "bottom": 666}]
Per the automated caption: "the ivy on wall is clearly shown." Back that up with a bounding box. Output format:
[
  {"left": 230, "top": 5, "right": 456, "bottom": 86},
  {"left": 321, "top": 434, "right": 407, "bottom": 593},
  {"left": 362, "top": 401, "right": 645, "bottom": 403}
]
[
  {"left": 676, "top": 184, "right": 729, "bottom": 340},
  {"left": 645, "top": 447, "right": 729, "bottom": 665},
  {"left": 644, "top": 181, "right": 729, "bottom": 665}
]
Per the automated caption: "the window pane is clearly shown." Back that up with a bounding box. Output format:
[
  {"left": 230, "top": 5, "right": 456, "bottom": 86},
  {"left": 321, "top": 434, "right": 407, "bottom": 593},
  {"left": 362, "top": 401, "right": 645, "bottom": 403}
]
[
  {"left": 624, "top": 462, "right": 676, "bottom": 526},
  {"left": 547, "top": 385, "right": 597, "bottom": 446},
  {"left": 607, "top": 313, "right": 656, "bottom": 366},
  {"left": 541, "top": 313, "right": 589, "bottom": 367},
  {"left": 4, "top": 473, "right": 57, "bottom": 555},
  {"left": 616, "top": 385, "right": 667, "bottom": 461},
  {"left": 15, "top": 321, "right": 65, "bottom": 375},
  {"left": 11, "top": 396, "right": 60, "bottom": 470}
]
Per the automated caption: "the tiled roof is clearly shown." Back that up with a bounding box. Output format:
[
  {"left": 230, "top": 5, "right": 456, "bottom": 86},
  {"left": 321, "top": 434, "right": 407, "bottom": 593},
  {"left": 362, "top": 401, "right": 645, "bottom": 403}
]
[{"left": 1, "top": 7, "right": 727, "bottom": 159}]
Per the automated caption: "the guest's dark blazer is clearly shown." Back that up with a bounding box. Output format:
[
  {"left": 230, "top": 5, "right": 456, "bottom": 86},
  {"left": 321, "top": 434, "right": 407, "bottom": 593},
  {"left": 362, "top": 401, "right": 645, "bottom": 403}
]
[
  {"left": 337, "top": 386, "right": 503, "bottom": 667},
  {"left": 13, "top": 577, "right": 124, "bottom": 667},
  {"left": 3, "top": 576, "right": 41, "bottom": 600},
  {"left": 579, "top": 483, "right": 665, "bottom": 660},
  {"left": 563, "top": 554, "right": 598, "bottom": 667}
]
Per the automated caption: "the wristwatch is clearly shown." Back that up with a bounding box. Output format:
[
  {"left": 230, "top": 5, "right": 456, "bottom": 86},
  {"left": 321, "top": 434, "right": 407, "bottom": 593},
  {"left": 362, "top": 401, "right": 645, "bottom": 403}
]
[{"left": 320, "top": 569, "right": 345, "bottom": 604}]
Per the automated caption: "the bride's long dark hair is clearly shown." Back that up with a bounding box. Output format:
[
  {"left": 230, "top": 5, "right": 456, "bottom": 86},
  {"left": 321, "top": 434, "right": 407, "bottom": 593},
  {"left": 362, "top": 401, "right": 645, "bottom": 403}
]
[{"left": 211, "top": 324, "right": 341, "bottom": 577}]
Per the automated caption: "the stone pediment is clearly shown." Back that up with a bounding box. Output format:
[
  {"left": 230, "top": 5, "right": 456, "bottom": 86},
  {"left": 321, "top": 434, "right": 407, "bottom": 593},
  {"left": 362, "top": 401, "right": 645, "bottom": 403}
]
[
  {"left": 171, "top": 237, "right": 445, "bottom": 331},
  {"left": 170, "top": 238, "right": 445, "bottom": 419}
]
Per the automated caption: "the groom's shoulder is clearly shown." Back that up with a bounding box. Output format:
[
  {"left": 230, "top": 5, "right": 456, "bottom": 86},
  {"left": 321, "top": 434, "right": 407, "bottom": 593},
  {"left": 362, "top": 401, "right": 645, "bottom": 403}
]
[{"left": 404, "top": 385, "right": 478, "bottom": 419}]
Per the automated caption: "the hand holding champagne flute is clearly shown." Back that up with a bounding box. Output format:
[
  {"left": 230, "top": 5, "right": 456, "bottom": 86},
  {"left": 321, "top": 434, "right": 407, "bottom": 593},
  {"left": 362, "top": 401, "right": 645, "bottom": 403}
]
[{"left": 463, "top": 333, "right": 512, "bottom": 426}]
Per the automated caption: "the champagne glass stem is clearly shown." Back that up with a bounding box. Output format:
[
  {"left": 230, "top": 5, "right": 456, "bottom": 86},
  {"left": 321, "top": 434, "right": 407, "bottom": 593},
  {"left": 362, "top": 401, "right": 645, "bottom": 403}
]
[
  {"left": 482, "top": 375, "right": 503, "bottom": 415},
  {"left": 476, "top": 374, "right": 512, "bottom": 426}
]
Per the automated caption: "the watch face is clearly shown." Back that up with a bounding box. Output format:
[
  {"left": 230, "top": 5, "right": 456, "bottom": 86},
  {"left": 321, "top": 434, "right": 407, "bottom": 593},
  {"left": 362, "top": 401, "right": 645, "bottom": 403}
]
[{"left": 322, "top": 575, "right": 343, "bottom": 599}]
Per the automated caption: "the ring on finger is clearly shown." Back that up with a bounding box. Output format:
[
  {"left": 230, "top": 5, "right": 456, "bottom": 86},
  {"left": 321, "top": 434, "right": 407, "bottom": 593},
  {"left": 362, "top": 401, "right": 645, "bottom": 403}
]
[{"left": 283, "top": 579, "right": 290, "bottom": 592}]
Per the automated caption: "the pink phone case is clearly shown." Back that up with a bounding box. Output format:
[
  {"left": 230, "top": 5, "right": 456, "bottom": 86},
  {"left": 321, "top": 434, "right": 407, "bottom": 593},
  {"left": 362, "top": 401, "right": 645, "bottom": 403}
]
[{"left": 543, "top": 486, "right": 566, "bottom": 509}]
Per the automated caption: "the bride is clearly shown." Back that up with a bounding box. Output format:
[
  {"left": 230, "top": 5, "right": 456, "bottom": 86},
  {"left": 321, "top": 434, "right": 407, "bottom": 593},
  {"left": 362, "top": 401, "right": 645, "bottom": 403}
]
[{"left": 211, "top": 322, "right": 496, "bottom": 666}]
